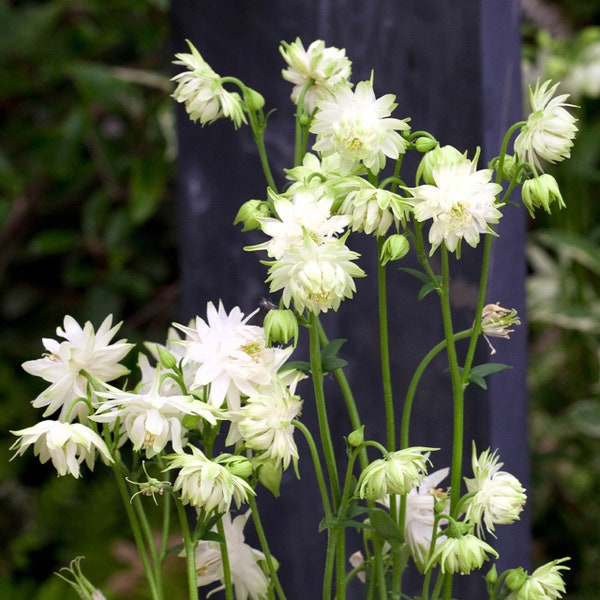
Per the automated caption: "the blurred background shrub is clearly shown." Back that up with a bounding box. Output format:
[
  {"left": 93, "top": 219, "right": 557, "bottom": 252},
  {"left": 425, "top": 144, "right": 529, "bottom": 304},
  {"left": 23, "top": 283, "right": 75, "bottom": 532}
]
[
  {"left": 0, "top": 1, "right": 181, "bottom": 598},
  {"left": 523, "top": 1, "right": 600, "bottom": 598},
  {"left": 1, "top": 0, "right": 599, "bottom": 598}
]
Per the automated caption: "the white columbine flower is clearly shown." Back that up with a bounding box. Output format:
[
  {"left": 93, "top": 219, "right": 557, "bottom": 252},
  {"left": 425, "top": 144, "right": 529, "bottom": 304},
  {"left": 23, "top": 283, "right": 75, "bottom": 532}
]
[
  {"left": 10, "top": 420, "right": 113, "bottom": 478},
  {"left": 165, "top": 445, "right": 254, "bottom": 513},
  {"left": 22, "top": 315, "right": 133, "bottom": 422},
  {"left": 173, "top": 302, "right": 293, "bottom": 411},
  {"left": 404, "top": 468, "right": 450, "bottom": 572},
  {"left": 514, "top": 80, "right": 578, "bottom": 172},
  {"left": 506, "top": 558, "right": 570, "bottom": 600},
  {"left": 193, "top": 511, "right": 269, "bottom": 600},
  {"left": 280, "top": 38, "right": 352, "bottom": 114},
  {"left": 337, "top": 177, "right": 410, "bottom": 236},
  {"left": 247, "top": 188, "right": 350, "bottom": 259},
  {"left": 311, "top": 79, "right": 410, "bottom": 175},
  {"left": 172, "top": 40, "right": 246, "bottom": 129},
  {"left": 357, "top": 447, "right": 434, "bottom": 502},
  {"left": 237, "top": 379, "right": 303, "bottom": 470},
  {"left": 266, "top": 235, "right": 365, "bottom": 315},
  {"left": 463, "top": 446, "right": 526, "bottom": 537},
  {"left": 408, "top": 158, "right": 503, "bottom": 255},
  {"left": 92, "top": 367, "right": 219, "bottom": 458},
  {"left": 426, "top": 533, "right": 498, "bottom": 575}
]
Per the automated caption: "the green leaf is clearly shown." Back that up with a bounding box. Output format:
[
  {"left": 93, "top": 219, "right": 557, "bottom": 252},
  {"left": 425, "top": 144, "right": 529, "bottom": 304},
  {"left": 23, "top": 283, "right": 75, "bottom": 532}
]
[
  {"left": 399, "top": 267, "right": 441, "bottom": 300},
  {"left": 369, "top": 508, "right": 404, "bottom": 543},
  {"left": 568, "top": 399, "right": 600, "bottom": 438},
  {"left": 284, "top": 360, "right": 311, "bottom": 373},
  {"left": 462, "top": 363, "right": 512, "bottom": 390},
  {"left": 26, "top": 230, "right": 79, "bottom": 256},
  {"left": 418, "top": 281, "right": 438, "bottom": 300},
  {"left": 129, "top": 156, "right": 166, "bottom": 225},
  {"left": 321, "top": 338, "right": 348, "bottom": 372},
  {"left": 533, "top": 229, "right": 600, "bottom": 276},
  {"left": 318, "top": 517, "right": 372, "bottom": 532},
  {"left": 399, "top": 266, "right": 431, "bottom": 284}
]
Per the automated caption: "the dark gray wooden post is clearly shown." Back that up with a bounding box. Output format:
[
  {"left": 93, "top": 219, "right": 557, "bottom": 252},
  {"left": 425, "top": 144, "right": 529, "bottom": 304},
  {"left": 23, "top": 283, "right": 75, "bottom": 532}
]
[{"left": 171, "top": 1, "right": 529, "bottom": 597}]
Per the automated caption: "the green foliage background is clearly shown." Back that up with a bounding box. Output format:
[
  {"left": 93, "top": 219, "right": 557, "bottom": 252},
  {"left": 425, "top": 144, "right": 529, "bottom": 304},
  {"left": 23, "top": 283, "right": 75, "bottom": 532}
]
[
  {"left": 1, "top": 0, "right": 599, "bottom": 598},
  {"left": 0, "top": 1, "right": 182, "bottom": 598}
]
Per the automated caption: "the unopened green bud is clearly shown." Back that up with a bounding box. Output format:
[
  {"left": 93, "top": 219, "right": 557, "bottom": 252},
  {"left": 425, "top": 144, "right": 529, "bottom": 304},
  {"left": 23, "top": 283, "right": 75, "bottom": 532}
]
[
  {"left": 347, "top": 426, "right": 365, "bottom": 447},
  {"left": 433, "top": 495, "right": 448, "bottom": 515},
  {"left": 414, "top": 136, "right": 439, "bottom": 152},
  {"left": 244, "top": 87, "right": 265, "bottom": 111},
  {"left": 298, "top": 113, "right": 311, "bottom": 127},
  {"left": 234, "top": 199, "right": 271, "bottom": 231},
  {"left": 485, "top": 564, "right": 498, "bottom": 585},
  {"left": 521, "top": 174, "right": 565, "bottom": 218},
  {"left": 416, "top": 144, "right": 465, "bottom": 185},
  {"left": 157, "top": 345, "right": 177, "bottom": 370},
  {"left": 219, "top": 454, "right": 253, "bottom": 478},
  {"left": 380, "top": 234, "right": 410, "bottom": 265},
  {"left": 504, "top": 567, "right": 528, "bottom": 591},
  {"left": 264, "top": 309, "right": 299, "bottom": 346},
  {"left": 256, "top": 458, "right": 283, "bottom": 497},
  {"left": 497, "top": 153, "right": 518, "bottom": 181}
]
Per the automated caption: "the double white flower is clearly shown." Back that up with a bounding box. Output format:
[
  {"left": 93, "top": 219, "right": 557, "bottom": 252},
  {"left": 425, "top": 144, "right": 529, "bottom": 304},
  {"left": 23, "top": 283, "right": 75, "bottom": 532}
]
[
  {"left": 408, "top": 156, "right": 503, "bottom": 255},
  {"left": 165, "top": 446, "right": 254, "bottom": 514},
  {"left": 174, "top": 302, "right": 293, "bottom": 410},
  {"left": 514, "top": 80, "right": 578, "bottom": 173},
  {"left": 172, "top": 40, "right": 246, "bottom": 129},
  {"left": 357, "top": 447, "right": 434, "bottom": 502},
  {"left": 266, "top": 234, "right": 364, "bottom": 315},
  {"left": 22, "top": 315, "right": 133, "bottom": 422},
  {"left": 238, "top": 378, "right": 303, "bottom": 470},
  {"left": 463, "top": 446, "right": 526, "bottom": 537},
  {"left": 311, "top": 79, "right": 410, "bottom": 175},
  {"left": 280, "top": 38, "right": 352, "bottom": 114},
  {"left": 10, "top": 420, "right": 113, "bottom": 478},
  {"left": 92, "top": 366, "right": 219, "bottom": 458}
]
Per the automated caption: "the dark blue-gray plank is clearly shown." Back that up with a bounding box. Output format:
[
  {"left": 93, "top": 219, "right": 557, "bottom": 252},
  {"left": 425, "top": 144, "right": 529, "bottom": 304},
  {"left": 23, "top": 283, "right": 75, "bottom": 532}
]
[{"left": 171, "top": 1, "right": 528, "bottom": 598}]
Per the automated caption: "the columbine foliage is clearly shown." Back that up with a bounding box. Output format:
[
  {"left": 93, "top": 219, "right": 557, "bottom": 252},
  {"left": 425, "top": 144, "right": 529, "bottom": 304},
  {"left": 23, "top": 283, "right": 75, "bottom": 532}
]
[{"left": 10, "top": 36, "right": 577, "bottom": 600}]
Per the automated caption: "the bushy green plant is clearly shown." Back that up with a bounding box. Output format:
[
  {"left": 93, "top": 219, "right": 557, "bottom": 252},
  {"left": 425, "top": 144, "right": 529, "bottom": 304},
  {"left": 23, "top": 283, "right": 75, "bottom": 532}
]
[
  {"left": 523, "top": 14, "right": 600, "bottom": 599},
  {"left": 0, "top": 1, "right": 177, "bottom": 596}
]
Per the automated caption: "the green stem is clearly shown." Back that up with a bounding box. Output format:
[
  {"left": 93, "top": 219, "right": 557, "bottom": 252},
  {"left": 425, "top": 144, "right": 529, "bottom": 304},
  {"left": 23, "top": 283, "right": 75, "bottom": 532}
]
[
  {"left": 316, "top": 320, "right": 369, "bottom": 470},
  {"left": 112, "top": 464, "right": 162, "bottom": 600},
  {"left": 439, "top": 248, "right": 465, "bottom": 600},
  {"left": 335, "top": 526, "right": 347, "bottom": 600},
  {"left": 400, "top": 329, "right": 473, "bottom": 450},
  {"left": 132, "top": 493, "right": 164, "bottom": 594},
  {"left": 248, "top": 107, "right": 278, "bottom": 192},
  {"left": 174, "top": 499, "right": 199, "bottom": 600},
  {"left": 247, "top": 495, "right": 287, "bottom": 600},
  {"left": 461, "top": 231, "right": 494, "bottom": 383},
  {"left": 377, "top": 236, "right": 395, "bottom": 452},
  {"left": 293, "top": 419, "right": 332, "bottom": 518},
  {"left": 309, "top": 312, "right": 341, "bottom": 506},
  {"left": 216, "top": 517, "right": 235, "bottom": 600},
  {"left": 323, "top": 529, "right": 336, "bottom": 600}
]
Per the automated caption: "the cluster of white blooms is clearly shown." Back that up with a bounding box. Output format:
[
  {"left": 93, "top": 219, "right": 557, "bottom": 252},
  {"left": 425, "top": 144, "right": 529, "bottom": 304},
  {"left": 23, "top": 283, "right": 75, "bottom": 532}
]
[
  {"left": 355, "top": 446, "right": 528, "bottom": 578},
  {"left": 11, "top": 315, "right": 131, "bottom": 477}
]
